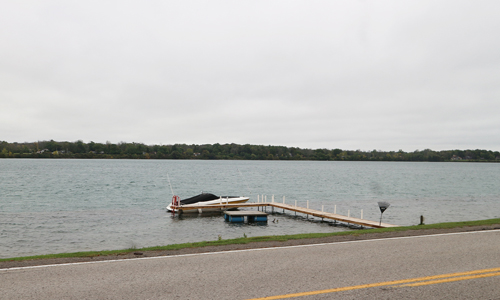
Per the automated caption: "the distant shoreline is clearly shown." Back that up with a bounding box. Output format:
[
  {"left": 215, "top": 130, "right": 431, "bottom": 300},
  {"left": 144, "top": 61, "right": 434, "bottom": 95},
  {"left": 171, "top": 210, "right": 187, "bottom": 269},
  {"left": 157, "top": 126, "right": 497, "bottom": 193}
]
[
  {"left": 1, "top": 157, "right": 499, "bottom": 163},
  {"left": 2, "top": 140, "right": 500, "bottom": 161}
]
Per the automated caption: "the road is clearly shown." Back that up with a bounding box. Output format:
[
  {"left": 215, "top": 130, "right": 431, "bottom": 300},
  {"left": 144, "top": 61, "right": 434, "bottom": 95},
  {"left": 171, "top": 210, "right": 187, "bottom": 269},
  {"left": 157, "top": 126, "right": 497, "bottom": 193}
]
[{"left": 2, "top": 230, "right": 500, "bottom": 299}]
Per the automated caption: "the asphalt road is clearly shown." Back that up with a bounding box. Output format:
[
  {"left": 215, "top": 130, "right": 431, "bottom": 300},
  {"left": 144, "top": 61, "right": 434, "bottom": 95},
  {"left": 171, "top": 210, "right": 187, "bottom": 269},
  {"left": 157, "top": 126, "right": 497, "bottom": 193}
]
[{"left": 2, "top": 230, "right": 500, "bottom": 299}]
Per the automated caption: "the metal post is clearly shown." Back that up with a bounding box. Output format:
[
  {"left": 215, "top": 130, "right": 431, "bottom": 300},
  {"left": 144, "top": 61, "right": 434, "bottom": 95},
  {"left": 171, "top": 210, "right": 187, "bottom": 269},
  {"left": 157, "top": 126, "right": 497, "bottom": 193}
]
[
  {"left": 378, "top": 202, "right": 390, "bottom": 226},
  {"left": 334, "top": 205, "right": 336, "bottom": 214}
]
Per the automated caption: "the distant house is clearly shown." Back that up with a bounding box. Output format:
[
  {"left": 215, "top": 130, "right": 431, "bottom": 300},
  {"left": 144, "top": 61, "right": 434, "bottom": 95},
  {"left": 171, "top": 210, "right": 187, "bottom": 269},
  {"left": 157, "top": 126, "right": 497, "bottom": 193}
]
[{"left": 451, "top": 155, "right": 462, "bottom": 161}]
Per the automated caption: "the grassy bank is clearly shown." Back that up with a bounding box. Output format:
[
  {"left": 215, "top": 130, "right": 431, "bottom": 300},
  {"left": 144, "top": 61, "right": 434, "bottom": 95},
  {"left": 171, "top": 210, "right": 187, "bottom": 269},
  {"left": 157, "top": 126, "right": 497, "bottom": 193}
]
[{"left": 3, "top": 218, "right": 500, "bottom": 262}]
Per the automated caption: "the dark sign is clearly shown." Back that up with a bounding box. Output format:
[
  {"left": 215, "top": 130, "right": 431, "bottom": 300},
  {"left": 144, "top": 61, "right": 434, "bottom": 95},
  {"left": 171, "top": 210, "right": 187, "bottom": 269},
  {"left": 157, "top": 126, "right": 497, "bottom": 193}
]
[{"left": 378, "top": 201, "right": 390, "bottom": 214}]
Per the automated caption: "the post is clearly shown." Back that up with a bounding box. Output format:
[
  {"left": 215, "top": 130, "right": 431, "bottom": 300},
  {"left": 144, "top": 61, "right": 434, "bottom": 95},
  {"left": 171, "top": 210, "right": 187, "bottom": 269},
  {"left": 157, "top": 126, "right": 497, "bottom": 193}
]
[
  {"left": 272, "top": 195, "right": 274, "bottom": 203},
  {"left": 334, "top": 205, "right": 336, "bottom": 214},
  {"left": 295, "top": 200, "right": 297, "bottom": 207},
  {"left": 265, "top": 195, "right": 267, "bottom": 203},
  {"left": 348, "top": 210, "right": 350, "bottom": 217},
  {"left": 361, "top": 209, "right": 363, "bottom": 219},
  {"left": 378, "top": 202, "right": 390, "bottom": 226},
  {"left": 307, "top": 200, "right": 309, "bottom": 209},
  {"left": 283, "top": 196, "right": 285, "bottom": 204},
  {"left": 322, "top": 205, "right": 324, "bottom": 212}
]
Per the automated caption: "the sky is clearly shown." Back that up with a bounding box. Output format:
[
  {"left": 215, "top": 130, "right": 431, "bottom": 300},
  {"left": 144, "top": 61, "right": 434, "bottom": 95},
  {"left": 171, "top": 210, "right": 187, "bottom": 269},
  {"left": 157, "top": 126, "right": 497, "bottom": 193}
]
[{"left": 1, "top": 0, "right": 499, "bottom": 151}]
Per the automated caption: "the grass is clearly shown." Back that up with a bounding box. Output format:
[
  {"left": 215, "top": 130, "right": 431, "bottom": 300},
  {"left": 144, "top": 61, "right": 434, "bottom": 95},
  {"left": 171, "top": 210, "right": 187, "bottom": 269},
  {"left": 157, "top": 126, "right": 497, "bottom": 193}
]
[{"left": 2, "top": 218, "right": 500, "bottom": 263}]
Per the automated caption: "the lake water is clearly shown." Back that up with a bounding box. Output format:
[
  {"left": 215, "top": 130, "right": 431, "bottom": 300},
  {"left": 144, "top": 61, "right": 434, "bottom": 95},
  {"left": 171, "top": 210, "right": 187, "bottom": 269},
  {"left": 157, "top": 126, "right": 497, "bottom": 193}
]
[{"left": 0, "top": 159, "right": 499, "bottom": 258}]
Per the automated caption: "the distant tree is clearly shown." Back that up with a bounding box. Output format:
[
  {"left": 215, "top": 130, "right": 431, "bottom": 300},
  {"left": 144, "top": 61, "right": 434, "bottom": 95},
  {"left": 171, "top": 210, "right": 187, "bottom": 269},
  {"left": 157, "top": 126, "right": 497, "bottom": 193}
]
[{"left": 70, "top": 140, "right": 87, "bottom": 153}]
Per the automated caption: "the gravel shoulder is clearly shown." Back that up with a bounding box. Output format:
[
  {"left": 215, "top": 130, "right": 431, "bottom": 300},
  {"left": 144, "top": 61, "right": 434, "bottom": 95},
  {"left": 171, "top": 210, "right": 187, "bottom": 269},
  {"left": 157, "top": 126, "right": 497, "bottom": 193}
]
[{"left": 2, "top": 224, "right": 499, "bottom": 270}]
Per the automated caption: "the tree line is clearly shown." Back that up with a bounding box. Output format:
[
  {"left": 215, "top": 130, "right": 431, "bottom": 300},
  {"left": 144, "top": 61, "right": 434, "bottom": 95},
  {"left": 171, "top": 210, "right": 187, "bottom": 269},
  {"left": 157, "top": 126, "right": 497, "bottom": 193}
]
[{"left": 1, "top": 140, "right": 499, "bottom": 162}]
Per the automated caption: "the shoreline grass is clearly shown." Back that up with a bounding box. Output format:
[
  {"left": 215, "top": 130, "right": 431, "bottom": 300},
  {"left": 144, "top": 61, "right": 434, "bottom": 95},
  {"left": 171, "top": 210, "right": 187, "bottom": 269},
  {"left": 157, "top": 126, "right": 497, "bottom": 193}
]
[{"left": 2, "top": 218, "right": 500, "bottom": 262}]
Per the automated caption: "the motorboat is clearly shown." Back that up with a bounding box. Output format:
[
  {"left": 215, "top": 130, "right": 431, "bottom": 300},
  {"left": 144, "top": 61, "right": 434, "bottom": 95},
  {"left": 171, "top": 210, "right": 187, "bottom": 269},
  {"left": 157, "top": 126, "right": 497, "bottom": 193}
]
[{"left": 166, "top": 192, "right": 250, "bottom": 213}]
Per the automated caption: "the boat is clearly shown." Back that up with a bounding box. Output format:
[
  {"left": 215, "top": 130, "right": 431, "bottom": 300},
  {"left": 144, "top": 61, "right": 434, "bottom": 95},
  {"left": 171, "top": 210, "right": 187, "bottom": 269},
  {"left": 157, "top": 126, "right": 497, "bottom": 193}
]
[{"left": 166, "top": 192, "right": 250, "bottom": 213}]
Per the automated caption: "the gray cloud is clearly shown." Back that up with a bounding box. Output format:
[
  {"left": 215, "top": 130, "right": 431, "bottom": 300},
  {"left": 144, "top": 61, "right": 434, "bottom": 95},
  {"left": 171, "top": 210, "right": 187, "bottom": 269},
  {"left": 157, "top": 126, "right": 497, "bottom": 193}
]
[{"left": 1, "top": 0, "right": 499, "bottom": 151}]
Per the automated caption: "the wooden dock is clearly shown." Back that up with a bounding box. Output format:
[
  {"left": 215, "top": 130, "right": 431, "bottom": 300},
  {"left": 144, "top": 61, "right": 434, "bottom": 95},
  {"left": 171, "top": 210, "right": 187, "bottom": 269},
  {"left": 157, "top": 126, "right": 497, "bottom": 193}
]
[{"left": 171, "top": 202, "right": 398, "bottom": 228}]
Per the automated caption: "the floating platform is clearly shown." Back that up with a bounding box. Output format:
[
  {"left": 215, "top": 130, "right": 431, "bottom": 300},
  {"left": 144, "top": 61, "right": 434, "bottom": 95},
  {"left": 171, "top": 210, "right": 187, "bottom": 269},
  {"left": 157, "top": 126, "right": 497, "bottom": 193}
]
[
  {"left": 171, "top": 202, "right": 398, "bottom": 228},
  {"left": 223, "top": 211, "right": 268, "bottom": 223}
]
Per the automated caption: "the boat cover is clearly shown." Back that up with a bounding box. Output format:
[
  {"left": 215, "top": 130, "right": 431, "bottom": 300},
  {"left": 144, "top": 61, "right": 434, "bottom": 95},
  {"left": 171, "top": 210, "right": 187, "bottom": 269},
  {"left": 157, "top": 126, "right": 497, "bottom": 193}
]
[{"left": 180, "top": 193, "right": 220, "bottom": 205}]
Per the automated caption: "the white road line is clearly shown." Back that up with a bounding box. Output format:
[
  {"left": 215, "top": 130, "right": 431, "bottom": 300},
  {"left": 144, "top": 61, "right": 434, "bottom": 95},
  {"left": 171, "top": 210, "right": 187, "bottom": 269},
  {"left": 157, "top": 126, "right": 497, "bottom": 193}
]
[{"left": 2, "top": 229, "right": 499, "bottom": 272}]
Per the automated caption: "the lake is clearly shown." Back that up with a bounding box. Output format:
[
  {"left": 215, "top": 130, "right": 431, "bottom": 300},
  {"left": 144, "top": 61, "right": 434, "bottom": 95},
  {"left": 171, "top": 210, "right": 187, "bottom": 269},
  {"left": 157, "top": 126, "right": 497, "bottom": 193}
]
[{"left": 0, "top": 159, "right": 498, "bottom": 258}]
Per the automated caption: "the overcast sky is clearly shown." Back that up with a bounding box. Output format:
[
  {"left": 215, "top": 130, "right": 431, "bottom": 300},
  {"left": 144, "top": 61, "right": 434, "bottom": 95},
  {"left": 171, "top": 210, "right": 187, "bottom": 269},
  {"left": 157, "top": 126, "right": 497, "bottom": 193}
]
[{"left": 1, "top": 1, "right": 499, "bottom": 151}]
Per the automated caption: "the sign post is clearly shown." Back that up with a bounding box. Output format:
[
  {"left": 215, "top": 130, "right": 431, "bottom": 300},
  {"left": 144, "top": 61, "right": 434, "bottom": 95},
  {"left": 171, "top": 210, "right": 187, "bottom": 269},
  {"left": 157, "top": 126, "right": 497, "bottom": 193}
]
[{"left": 378, "top": 202, "right": 390, "bottom": 226}]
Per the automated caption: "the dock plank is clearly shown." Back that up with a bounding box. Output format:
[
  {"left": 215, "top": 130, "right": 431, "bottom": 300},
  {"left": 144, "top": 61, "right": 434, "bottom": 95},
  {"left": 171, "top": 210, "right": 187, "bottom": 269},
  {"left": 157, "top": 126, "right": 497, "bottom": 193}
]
[
  {"left": 223, "top": 211, "right": 268, "bottom": 216},
  {"left": 171, "top": 202, "right": 398, "bottom": 228}
]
